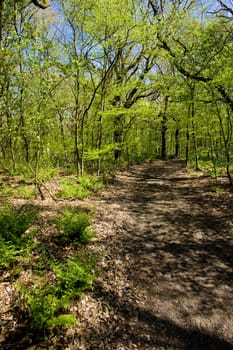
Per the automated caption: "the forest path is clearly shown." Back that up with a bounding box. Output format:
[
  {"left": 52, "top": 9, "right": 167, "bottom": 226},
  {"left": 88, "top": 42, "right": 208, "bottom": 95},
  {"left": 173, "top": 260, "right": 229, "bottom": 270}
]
[{"left": 77, "top": 159, "right": 233, "bottom": 350}]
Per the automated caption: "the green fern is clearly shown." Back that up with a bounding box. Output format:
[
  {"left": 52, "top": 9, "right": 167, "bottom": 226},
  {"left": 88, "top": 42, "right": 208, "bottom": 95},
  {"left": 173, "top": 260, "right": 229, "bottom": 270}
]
[
  {"left": 23, "top": 256, "right": 95, "bottom": 332},
  {"left": 53, "top": 207, "right": 95, "bottom": 244},
  {"left": 24, "top": 288, "right": 71, "bottom": 331},
  {"left": 51, "top": 257, "right": 95, "bottom": 298},
  {"left": 0, "top": 203, "right": 38, "bottom": 267},
  {"left": 0, "top": 203, "right": 38, "bottom": 242},
  {"left": 56, "top": 175, "right": 103, "bottom": 199},
  {"left": 47, "top": 314, "right": 76, "bottom": 327}
]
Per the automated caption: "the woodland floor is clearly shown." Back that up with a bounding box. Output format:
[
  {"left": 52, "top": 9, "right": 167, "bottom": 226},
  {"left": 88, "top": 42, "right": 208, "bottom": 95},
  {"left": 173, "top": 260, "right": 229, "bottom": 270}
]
[{"left": 1, "top": 159, "right": 233, "bottom": 350}]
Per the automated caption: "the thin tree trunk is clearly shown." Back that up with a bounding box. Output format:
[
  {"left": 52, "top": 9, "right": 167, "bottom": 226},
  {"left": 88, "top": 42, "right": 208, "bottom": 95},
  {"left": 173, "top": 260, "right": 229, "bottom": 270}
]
[
  {"left": 215, "top": 101, "right": 233, "bottom": 185},
  {"left": 175, "top": 127, "right": 179, "bottom": 157},
  {"left": 190, "top": 85, "right": 199, "bottom": 170},
  {"left": 58, "top": 111, "right": 68, "bottom": 165},
  {"left": 185, "top": 124, "right": 189, "bottom": 165},
  {"left": 161, "top": 95, "right": 169, "bottom": 160},
  {"left": 74, "top": 121, "right": 81, "bottom": 176}
]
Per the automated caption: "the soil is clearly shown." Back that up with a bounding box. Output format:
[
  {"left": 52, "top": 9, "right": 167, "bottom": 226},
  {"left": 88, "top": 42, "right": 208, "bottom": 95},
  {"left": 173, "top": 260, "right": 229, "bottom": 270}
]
[{"left": 1, "top": 159, "right": 233, "bottom": 350}]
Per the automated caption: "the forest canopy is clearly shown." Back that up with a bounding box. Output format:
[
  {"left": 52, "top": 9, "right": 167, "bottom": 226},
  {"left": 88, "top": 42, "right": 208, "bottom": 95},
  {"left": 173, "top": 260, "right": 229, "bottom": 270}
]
[{"left": 0, "top": 0, "right": 232, "bottom": 185}]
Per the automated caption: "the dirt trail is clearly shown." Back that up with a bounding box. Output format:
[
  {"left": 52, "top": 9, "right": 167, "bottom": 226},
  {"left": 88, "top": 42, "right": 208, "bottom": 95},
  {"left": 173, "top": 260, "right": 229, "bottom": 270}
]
[
  {"left": 1, "top": 159, "right": 233, "bottom": 350},
  {"left": 77, "top": 159, "right": 233, "bottom": 350}
]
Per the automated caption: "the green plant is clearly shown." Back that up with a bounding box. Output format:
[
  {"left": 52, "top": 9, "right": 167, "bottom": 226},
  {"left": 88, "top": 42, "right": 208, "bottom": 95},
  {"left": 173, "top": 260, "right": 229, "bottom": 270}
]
[
  {"left": 56, "top": 175, "right": 103, "bottom": 199},
  {"left": 38, "top": 167, "right": 59, "bottom": 182},
  {"left": 0, "top": 204, "right": 39, "bottom": 267},
  {"left": 209, "top": 185, "right": 223, "bottom": 193},
  {"left": 48, "top": 314, "right": 76, "bottom": 327},
  {"left": 77, "top": 175, "right": 103, "bottom": 192},
  {"left": 0, "top": 240, "right": 21, "bottom": 268},
  {"left": 51, "top": 257, "right": 96, "bottom": 298},
  {"left": 56, "top": 178, "right": 89, "bottom": 199},
  {"left": 0, "top": 203, "right": 38, "bottom": 242},
  {"left": 23, "top": 256, "right": 96, "bottom": 332},
  {"left": 53, "top": 207, "right": 95, "bottom": 244},
  {"left": 16, "top": 186, "right": 37, "bottom": 199},
  {"left": 2, "top": 185, "right": 37, "bottom": 199},
  {"left": 24, "top": 286, "right": 74, "bottom": 332}
]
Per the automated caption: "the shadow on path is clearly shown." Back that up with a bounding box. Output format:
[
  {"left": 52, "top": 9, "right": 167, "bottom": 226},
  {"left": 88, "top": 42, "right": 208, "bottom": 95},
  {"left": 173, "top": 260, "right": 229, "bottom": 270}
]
[
  {"left": 92, "top": 159, "right": 233, "bottom": 349},
  {"left": 89, "top": 285, "right": 233, "bottom": 350}
]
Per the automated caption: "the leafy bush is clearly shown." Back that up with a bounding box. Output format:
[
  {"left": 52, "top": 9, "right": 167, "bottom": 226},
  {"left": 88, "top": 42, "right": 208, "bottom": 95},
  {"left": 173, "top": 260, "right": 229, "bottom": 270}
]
[
  {"left": 15, "top": 186, "right": 37, "bottom": 199},
  {"left": 24, "top": 286, "right": 74, "bottom": 332},
  {"left": 77, "top": 175, "right": 103, "bottom": 192},
  {"left": 38, "top": 167, "right": 59, "bottom": 182},
  {"left": 53, "top": 207, "right": 95, "bottom": 244}
]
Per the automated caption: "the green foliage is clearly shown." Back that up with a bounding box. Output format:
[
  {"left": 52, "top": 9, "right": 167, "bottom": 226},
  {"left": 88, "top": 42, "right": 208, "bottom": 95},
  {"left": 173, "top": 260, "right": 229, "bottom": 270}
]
[
  {"left": 0, "top": 204, "right": 38, "bottom": 267},
  {"left": 0, "top": 238, "right": 31, "bottom": 268},
  {"left": 209, "top": 185, "right": 223, "bottom": 193},
  {"left": 48, "top": 314, "right": 76, "bottom": 327},
  {"left": 208, "top": 167, "right": 225, "bottom": 179},
  {"left": 53, "top": 207, "right": 95, "bottom": 244},
  {"left": 57, "top": 175, "right": 103, "bottom": 200},
  {"left": 17, "top": 186, "right": 37, "bottom": 199},
  {"left": 78, "top": 175, "right": 103, "bottom": 192},
  {"left": 51, "top": 256, "right": 96, "bottom": 298},
  {"left": 0, "top": 203, "right": 38, "bottom": 242},
  {"left": 56, "top": 178, "right": 89, "bottom": 199},
  {"left": 1, "top": 185, "right": 36, "bottom": 199},
  {"left": 24, "top": 287, "right": 72, "bottom": 332},
  {"left": 23, "top": 256, "right": 95, "bottom": 332},
  {"left": 38, "top": 167, "right": 59, "bottom": 182},
  {"left": 0, "top": 160, "right": 16, "bottom": 176}
]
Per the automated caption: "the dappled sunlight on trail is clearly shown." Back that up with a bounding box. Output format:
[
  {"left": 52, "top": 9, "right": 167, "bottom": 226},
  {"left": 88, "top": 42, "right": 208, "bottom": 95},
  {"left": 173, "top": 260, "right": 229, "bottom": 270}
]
[
  {"left": 2, "top": 160, "right": 232, "bottom": 349},
  {"left": 89, "top": 159, "right": 233, "bottom": 350}
]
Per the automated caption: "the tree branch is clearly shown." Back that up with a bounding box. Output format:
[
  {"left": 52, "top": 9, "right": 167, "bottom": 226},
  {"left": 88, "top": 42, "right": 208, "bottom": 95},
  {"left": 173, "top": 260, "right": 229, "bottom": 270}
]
[{"left": 31, "top": 0, "right": 50, "bottom": 9}]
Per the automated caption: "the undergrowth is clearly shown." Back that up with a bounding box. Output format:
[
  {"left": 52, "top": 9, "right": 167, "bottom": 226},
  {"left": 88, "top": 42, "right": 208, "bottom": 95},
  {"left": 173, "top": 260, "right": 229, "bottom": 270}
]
[
  {"left": 53, "top": 207, "right": 95, "bottom": 244},
  {"left": 0, "top": 202, "right": 98, "bottom": 337},
  {"left": 0, "top": 204, "right": 38, "bottom": 267},
  {"left": 1, "top": 185, "right": 36, "bottom": 199},
  {"left": 57, "top": 175, "right": 103, "bottom": 199},
  {"left": 22, "top": 256, "right": 96, "bottom": 332}
]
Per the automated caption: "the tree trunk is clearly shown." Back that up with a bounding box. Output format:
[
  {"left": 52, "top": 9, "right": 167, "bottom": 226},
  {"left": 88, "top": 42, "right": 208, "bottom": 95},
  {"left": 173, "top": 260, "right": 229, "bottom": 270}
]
[
  {"left": 185, "top": 124, "right": 189, "bottom": 165},
  {"left": 175, "top": 127, "right": 179, "bottom": 157},
  {"left": 161, "top": 95, "right": 169, "bottom": 160}
]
